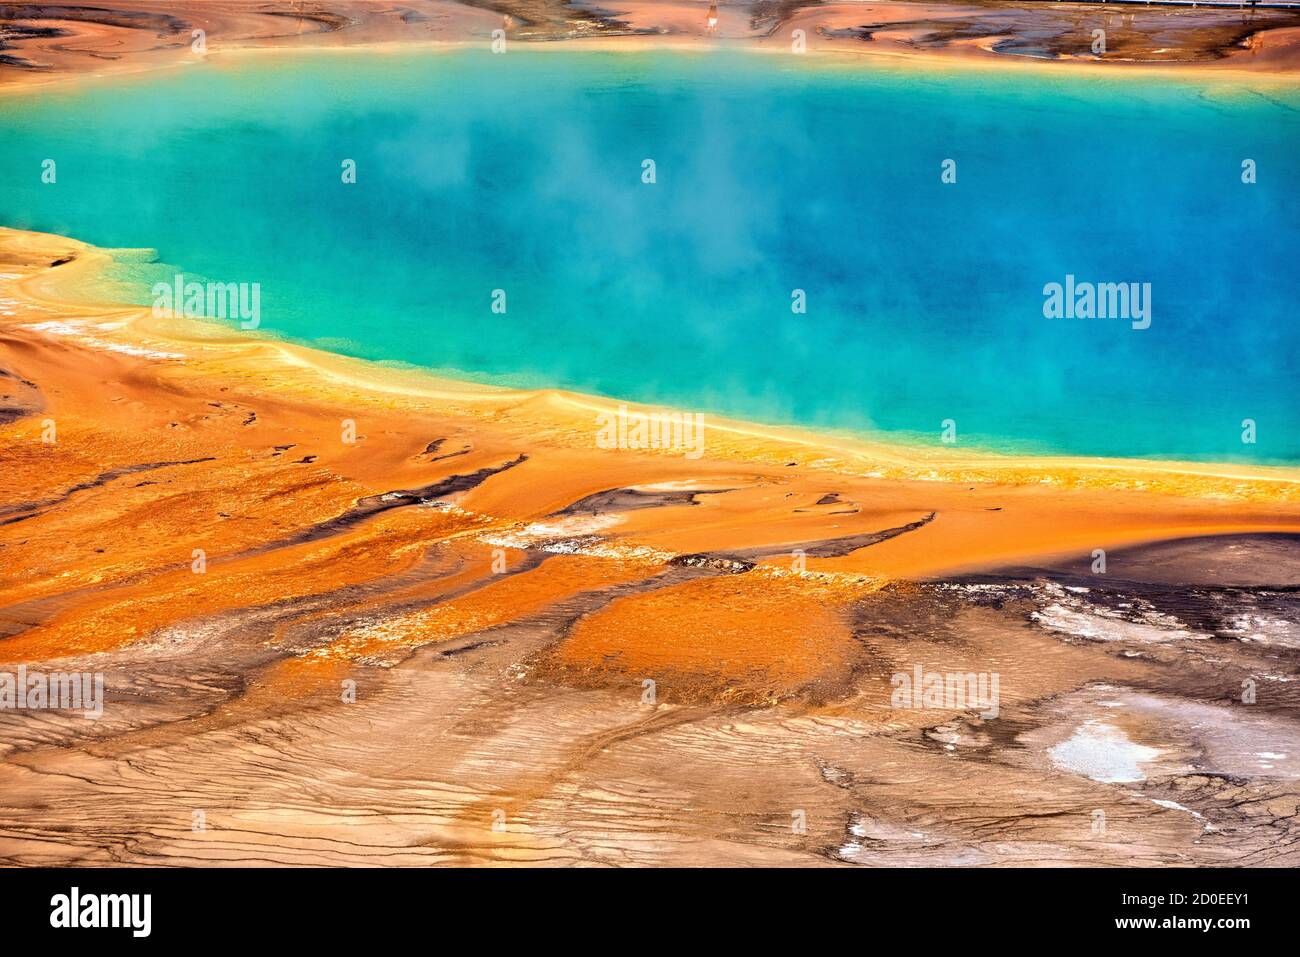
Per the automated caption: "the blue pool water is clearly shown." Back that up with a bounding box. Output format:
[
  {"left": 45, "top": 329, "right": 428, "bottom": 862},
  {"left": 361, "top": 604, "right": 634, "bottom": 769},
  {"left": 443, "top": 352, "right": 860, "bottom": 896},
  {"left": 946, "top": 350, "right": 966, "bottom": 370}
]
[{"left": 1, "top": 49, "right": 1297, "bottom": 461}]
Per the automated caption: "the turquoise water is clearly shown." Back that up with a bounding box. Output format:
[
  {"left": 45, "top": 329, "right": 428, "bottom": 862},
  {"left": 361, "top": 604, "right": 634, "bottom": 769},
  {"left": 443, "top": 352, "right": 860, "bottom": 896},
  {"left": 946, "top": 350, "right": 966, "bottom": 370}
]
[{"left": 2, "top": 50, "right": 1297, "bottom": 462}]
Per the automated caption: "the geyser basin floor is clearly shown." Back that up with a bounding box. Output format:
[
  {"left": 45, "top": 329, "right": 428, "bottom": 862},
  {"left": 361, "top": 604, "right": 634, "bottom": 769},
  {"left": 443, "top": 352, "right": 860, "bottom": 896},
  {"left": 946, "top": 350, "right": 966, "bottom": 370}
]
[
  {"left": 1, "top": 227, "right": 1299, "bottom": 865},
  {"left": 1, "top": 23, "right": 1298, "bottom": 866}
]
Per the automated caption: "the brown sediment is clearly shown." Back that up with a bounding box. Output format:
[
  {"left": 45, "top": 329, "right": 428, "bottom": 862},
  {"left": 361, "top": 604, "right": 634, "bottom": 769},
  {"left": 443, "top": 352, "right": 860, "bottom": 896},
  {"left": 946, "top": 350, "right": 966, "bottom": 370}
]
[
  {"left": 0, "top": 364, "right": 42, "bottom": 425},
  {"left": 736, "top": 509, "right": 938, "bottom": 559},
  {"left": 0, "top": 455, "right": 216, "bottom": 525},
  {"left": 551, "top": 485, "right": 732, "bottom": 516},
  {"left": 1, "top": 226, "right": 1299, "bottom": 866},
  {"left": 2, "top": 0, "right": 1300, "bottom": 93},
  {"left": 812, "top": 1, "right": 1300, "bottom": 64}
]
